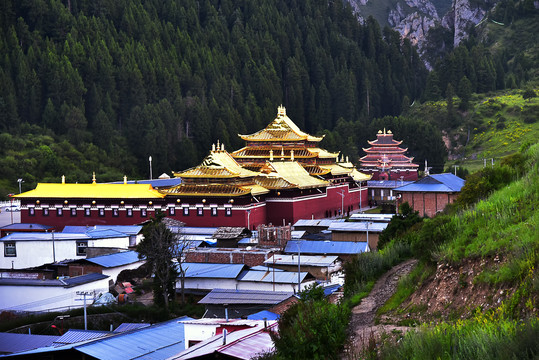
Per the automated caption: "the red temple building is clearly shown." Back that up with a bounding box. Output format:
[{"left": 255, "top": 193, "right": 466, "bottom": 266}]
[
  {"left": 359, "top": 129, "right": 419, "bottom": 181},
  {"left": 15, "top": 107, "right": 370, "bottom": 230}
]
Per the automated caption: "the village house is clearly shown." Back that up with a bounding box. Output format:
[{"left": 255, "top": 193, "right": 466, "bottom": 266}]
[{"left": 394, "top": 173, "right": 465, "bottom": 217}]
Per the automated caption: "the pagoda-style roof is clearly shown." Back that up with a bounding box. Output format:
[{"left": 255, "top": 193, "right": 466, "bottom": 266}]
[
  {"left": 163, "top": 183, "right": 269, "bottom": 197},
  {"left": 259, "top": 161, "right": 329, "bottom": 189},
  {"left": 366, "top": 129, "right": 403, "bottom": 146},
  {"left": 231, "top": 147, "right": 317, "bottom": 159},
  {"left": 321, "top": 161, "right": 372, "bottom": 181},
  {"left": 239, "top": 106, "right": 324, "bottom": 142},
  {"left": 174, "top": 147, "right": 259, "bottom": 179},
  {"left": 14, "top": 179, "right": 165, "bottom": 199}
]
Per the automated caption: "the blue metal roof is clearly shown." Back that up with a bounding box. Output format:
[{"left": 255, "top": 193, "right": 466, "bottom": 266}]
[
  {"left": 113, "top": 323, "right": 151, "bottom": 333},
  {"left": 198, "top": 289, "right": 294, "bottom": 305},
  {"left": 85, "top": 251, "right": 142, "bottom": 268},
  {"left": 53, "top": 329, "right": 111, "bottom": 345},
  {"left": 0, "top": 332, "right": 58, "bottom": 354},
  {"left": 85, "top": 229, "right": 128, "bottom": 239},
  {"left": 328, "top": 222, "right": 388, "bottom": 232},
  {"left": 180, "top": 227, "right": 218, "bottom": 235},
  {"left": 63, "top": 225, "right": 142, "bottom": 235},
  {"left": 285, "top": 240, "right": 368, "bottom": 255},
  {"left": 0, "top": 273, "right": 108, "bottom": 288},
  {"left": 182, "top": 263, "right": 246, "bottom": 279},
  {"left": 75, "top": 316, "right": 192, "bottom": 360},
  {"left": 237, "top": 269, "right": 309, "bottom": 284},
  {"left": 293, "top": 219, "right": 344, "bottom": 228},
  {"left": 367, "top": 180, "right": 414, "bottom": 189},
  {"left": 0, "top": 223, "right": 54, "bottom": 231},
  {"left": 322, "top": 283, "right": 342, "bottom": 297},
  {"left": 247, "top": 310, "right": 280, "bottom": 320},
  {"left": 393, "top": 173, "right": 465, "bottom": 193},
  {"left": 109, "top": 178, "right": 182, "bottom": 188},
  {"left": 0, "top": 232, "right": 89, "bottom": 242}
]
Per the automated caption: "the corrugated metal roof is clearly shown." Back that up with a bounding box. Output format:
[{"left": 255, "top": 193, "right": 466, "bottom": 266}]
[
  {"left": 0, "top": 232, "right": 89, "bottom": 242},
  {"left": 172, "top": 323, "right": 277, "bottom": 360},
  {"left": 394, "top": 173, "right": 465, "bottom": 193},
  {"left": 367, "top": 180, "right": 414, "bottom": 189},
  {"left": 349, "top": 214, "right": 395, "bottom": 222},
  {"left": 247, "top": 310, "right": 280, "bottom": 321},
  {"left": 0, "top": 273, "right": 108, "bottom": 288},
  {"left": 237, "top": 269, "right": 308, "bottom": 284},
  {"left": 198, "top": 289, "right": 294, "bottom": 305},
  {"left": 182, "top": 263, "right": 246, "bottom": 279},
  {"left": 264, "top": 255, "right": 339, "bottom": 267},
  {"left": 291, "top": 230, "right": 306, "bottom": 239},
  {"left": 113, "top": 323, "right": 151, "bottom": 333},
  {"left": 293, "top": 218, "right": 344, "bottom": 228},
  {"left": 328, "top": 222, "right": 388, "bottom": 232},
  {"left": 0, "top": 223, "right": 54, "bottom": 231},
  {"left": 85, "top": 251, "right": 142, "bottom": 268},
  {"left": 53, "top": 329, "right": 111, "bottom": 345},
  {"left": 63, "top": 225, "right": 142, "bottom": 235},
  {"left": 285, "top": 240, "right": 368, "bottom": 255},
  {"left": 75, "top": 316, "right": 192, "bottom": 360},
  {"left": 0, "top": 333, "right": 58, "bottom": 354},
  {"left": 85, "top": 229, "right": 128, "bottom": 239},
  {"left": 180, "top": 227, "right": 218, "bottom": 235}
]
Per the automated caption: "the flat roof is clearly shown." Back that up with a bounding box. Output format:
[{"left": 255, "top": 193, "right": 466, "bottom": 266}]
[
  {"left": 85, "top": 251, "right": 142, "bottom": 268},
  {"left": 198, "top": 288, "right": 294, "bottom": 305},
  {"left": 285, "top": 240, "right": 368, "bottom": 255},
  {"left": 182, "top": 263, "right": 246, "bottom": 279},
  {"left": 0, "top": 273, "right": 109, "bottom": 288},
  {"left": 264, "top": 254, "right": 339, "bottom": 267},
  {"left": 328, "top": 222, "right": 388, "bottom": 232}
]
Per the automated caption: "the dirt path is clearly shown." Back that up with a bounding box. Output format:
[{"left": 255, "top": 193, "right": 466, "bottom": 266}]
[{"left": 343, "top": 259, "right": 418, "bottom": 358}]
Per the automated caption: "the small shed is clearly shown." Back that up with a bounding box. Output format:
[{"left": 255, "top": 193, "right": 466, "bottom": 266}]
[
  {"left": 67, "top": 250, "right": 145, "bottom": 284},
  {"left": 264, "top": 254, "right": 341, "bottom": 280},
  {"left": 284, "top": 240, "right": 369, "bottom": 261},
  {"left": 211, "top": 227, "right": 251, "bottom": 247},
  {"left": 328, "top": 222, "right": 388, "bottom": 250}
]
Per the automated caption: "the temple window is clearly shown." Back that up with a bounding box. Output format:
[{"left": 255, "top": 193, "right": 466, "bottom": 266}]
[
  {"left": 99, "top": 208, "right": 105, "bottom": 217},
  {"left": 183, "top": 207, "right": 189, "bottom": 216},
  {"left": 71, "top": 208, "right": 77, "bottom": 217},
  {"left": 169, "top": 207, "right": 175, "bottom": 216},
  {"left": 43, "top": 208, "right": 49, "bottom": 216},
  {"left": 57, "top": 208, "right": 63, "bottom": 217},
  {"left": 225, "top": 207, "right": 232, "bottom": 217},
  {"left": 84, "top": 208, "right": 91, "bottom": 217},
  {"left": 112, "top": 208, "right": 119, "bottom": 217},
  {"left": 141, "top": 209, "right": 147, "bottom": 217},
  {"left": 29, "top": 208, "right": 35, "bottom": 216},
  {"left": 197, "top": 207, "right": 203, "bottom": 216},
  {"left": 211, "top": 207, "right": 217, "bottom": 217},
  {"left": 126, "top": 208, "right": 133, "bottom": 217}
]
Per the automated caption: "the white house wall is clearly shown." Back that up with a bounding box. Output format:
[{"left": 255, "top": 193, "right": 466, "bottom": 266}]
[
  {"left": 1, "top": 237, "right": 131, "bottom": 269},
  {"left": 179, "top": 278, "right": 238, "bottom": 292},
  {"left": 0, "top": 278, "right": 110, "bottom": 312},
  {"left": 102, "top": 261, "right": 145, "bottom": 284}
]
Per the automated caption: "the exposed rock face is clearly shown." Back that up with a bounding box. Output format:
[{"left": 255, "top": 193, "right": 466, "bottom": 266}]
[{"left": 346, "top": 0, "right": 499, "bottom": 63}]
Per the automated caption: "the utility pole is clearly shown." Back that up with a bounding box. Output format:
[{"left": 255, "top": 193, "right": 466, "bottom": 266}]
[
  {"left": 453, "top": 165, "right": 458, "bottom": 176},
  {"left": 76, "top": 291, "right": 93, "bottom": 330},
  {"left": 338, "top": 190, "right": 345, "bottom": 219}
]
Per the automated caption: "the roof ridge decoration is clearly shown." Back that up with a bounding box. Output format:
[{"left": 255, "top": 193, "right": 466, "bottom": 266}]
[{"left": 238, "top": 106, "right": 324, "bottom": 142}]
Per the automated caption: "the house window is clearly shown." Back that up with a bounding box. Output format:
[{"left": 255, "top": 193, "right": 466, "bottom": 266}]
[
  {"left": 98, "top": 208, "right": 105, "bottom": 217},
  {"left": 71, "top": 208, "right": 77, "bottom": 217},
  {"left": 169, "top": 207, "right": 175, "bottom": 216},
  {"left": 76, "top": 241, "right": 88, "bottom": 256},
  {"left": 211, "top": 207, "right": 217, "bottom": 217},
  {"left": 141, "top": 209, "right": 147, "bottom": 217},
  {"left": 4, "top": 242, "right": 16, "bottom": 257},
  {"left": 84, "top": 208, "right": 91, "bottom": 217},
  {"left": 29, "top": 208, "right": 35, "bottom": 216},
  {"left": 56, "top": 208, "right": 63, "bottom": 216},
  {"left": 126, "top": 208, "right": 133, "bottom": 217},
  {"left": 225, "top": 207, "right": 232, "bottom": 217},
  {"left": 112, "top": 208, "right": 119, "bottom": 217},
  {"left": 197, "top": 207, "right": 203, "bottom": 216},
  {"left": 43, "top": 208, "right": 49, "bottom": 216},
  {"left": 183, "top": 207, "right": 189, "bottom": 216}
]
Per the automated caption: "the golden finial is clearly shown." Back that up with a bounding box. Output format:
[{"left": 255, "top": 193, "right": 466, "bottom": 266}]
[
  {"left": 61, "top": 175, "right": 65, "bottom": 184},
  {"left": 383, "top": 128, "right": 386, "bottom": 135},
  {"left": 388, "top": 130, "right": 392, "bottom": 134},
  {"left": 123, "top": 175, "right": 127, "bottom": 184},
  {"left": 217, "top": 139, "right": 220, "bottom": 150},
  {"left": 278, "top": 105, "right": 286, "bottom": 117},
  {"left": 346, "top": 156, "right": 349, "bottom": 163},
  {"left": 281, "top": 147, "right": 285, "bottom": 160},
  {"left": 212, "top": 143, "right": 216, "bottom": 151},
  {"left": 221, "top": 142, "right": 225, "bottom": 151},
  {"left": 92, "top": 172, "right": 96, "bottom": 184},
  {"left": 378, "top": 130, "right": 382, "bottom": 134}
]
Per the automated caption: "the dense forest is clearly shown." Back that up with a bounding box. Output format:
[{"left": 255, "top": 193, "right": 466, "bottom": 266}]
[
  {"left": 1, "top": 0, "right": 536, "bottom": 195},
  {"left": 0, "top": 0, "right": 430, "bottom": 192}
]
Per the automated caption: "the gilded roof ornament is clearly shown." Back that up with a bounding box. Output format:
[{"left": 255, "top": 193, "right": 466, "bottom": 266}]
[
  {"left": 92, "top": 172, "right": 96, "bottom": 184},
  {"left": 61, "top": 175, "right": 65, "bottom": 184}
]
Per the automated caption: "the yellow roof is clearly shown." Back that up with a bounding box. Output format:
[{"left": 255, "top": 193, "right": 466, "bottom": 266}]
[
  {"left": 174, "top": 150, "right": 259, "bottom": 179},
  {"left": 350, "top": 169, "right": 372, "bottom": 182},
  {"left": 320, "top": 164, "right": 372, "bottom": 181},
  {"left": 160, "top": 183, "right": 269, "bottom": 197},
  {"left": 239, "top": 106, "right": 323, "bottom": 142},
  {"left": 307, "top": 148, "right": 339, "bottom": 159},
  {"left": 263, "top": 161, "right": 329, "bottom": 189},
  {"left": 15, "top": 183, "right": 165, "bottom": 199}
]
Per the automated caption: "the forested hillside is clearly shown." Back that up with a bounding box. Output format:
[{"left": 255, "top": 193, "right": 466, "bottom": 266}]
[{"left": 0, "top": 0, "right": 428, "bottom": 195}]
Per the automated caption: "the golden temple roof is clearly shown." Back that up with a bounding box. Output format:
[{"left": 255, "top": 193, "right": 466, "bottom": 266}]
[
  {"left": 15, "top": 182, "right": 165, "bottom": 199},
  {"left": 306, "top": 148, "right": 339, "bottom": 159},
  {"left": 239, "top": 106, "right": 324, "bottom": 142},
  {"left": 321, "top": 162, "right": 372, "bottom": 181},
  {"left": 174, "top": 149, "right": 259, "bottom": 179},
  {"left": 261, "top": 161, "right": 329, "bottom": 189},
  {"left": 163, "top": 183, "right": 269, "bottom": 197}
]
